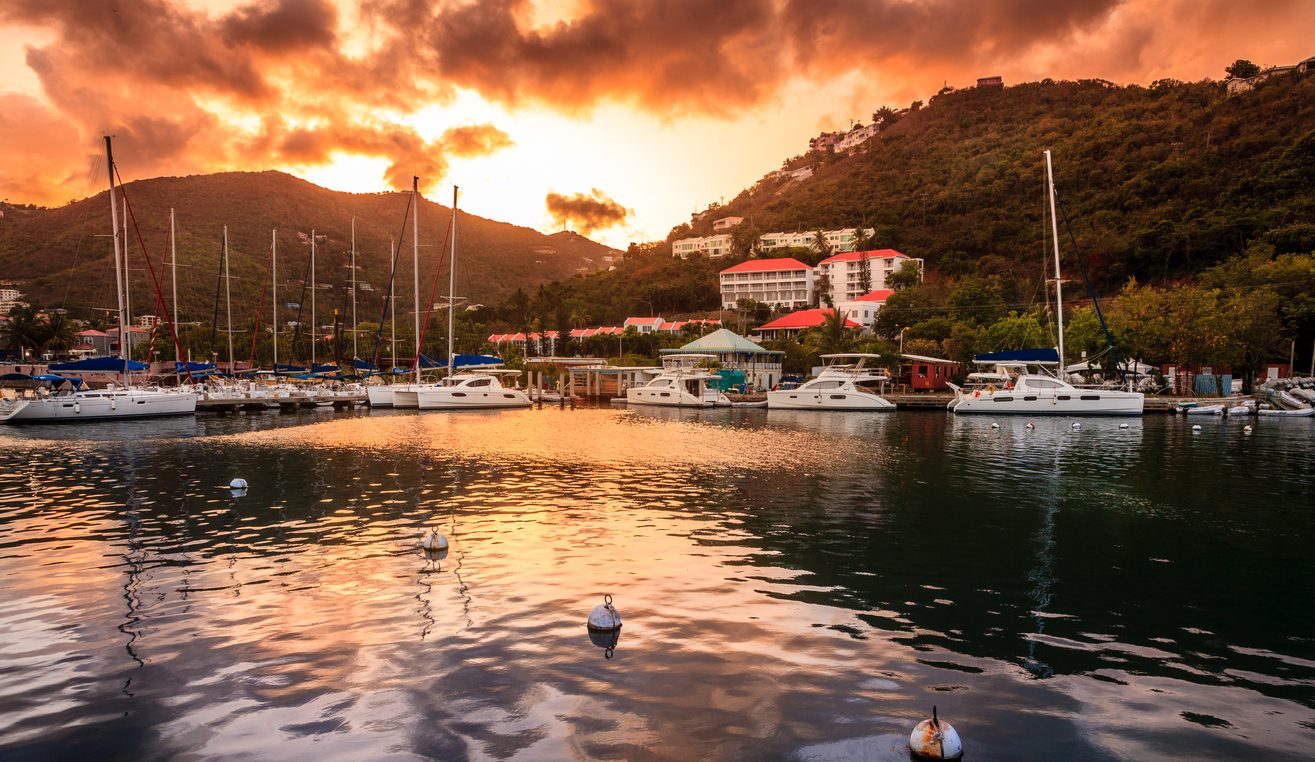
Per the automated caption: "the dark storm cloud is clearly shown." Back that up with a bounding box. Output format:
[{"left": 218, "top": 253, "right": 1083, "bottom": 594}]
[{"left": 545, "top": 189, "right": 630, "bottom": 234}]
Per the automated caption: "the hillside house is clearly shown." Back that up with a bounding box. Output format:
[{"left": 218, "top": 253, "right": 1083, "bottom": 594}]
[
  {"left": 719, "top": 258, "right": 814, "bottom": 310},
  {"left": 754, "top": 308, "right": 859, "bottom": 340},
  {"left": 671, "top": 233, "right": 734, "bottom": 259},
  {"left": 758, "top": 228, "right": 875, "bottom": 254},
  {"left": 837, "top": 289, "right": 894, "bottom": 329},
  {"left": 817, "top": 249, "right": 922, "bottom": 304}
]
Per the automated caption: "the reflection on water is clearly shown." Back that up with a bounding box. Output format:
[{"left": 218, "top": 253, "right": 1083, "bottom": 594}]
[{"left": 0, "top": 408, "right": 1312, "bottom": 760}]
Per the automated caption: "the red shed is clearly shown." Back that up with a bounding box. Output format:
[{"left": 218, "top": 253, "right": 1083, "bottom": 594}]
[{"left": 901, "top": 354, "right": 960, "bottom": 392}]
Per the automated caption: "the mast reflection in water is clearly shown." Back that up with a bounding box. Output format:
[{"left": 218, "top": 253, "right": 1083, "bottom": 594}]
[{"left": 0, "top": 407, "right": 1312, "bottom": 760}]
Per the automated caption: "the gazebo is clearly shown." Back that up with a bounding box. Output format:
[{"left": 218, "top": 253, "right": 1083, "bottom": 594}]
[{"left": 660, "top": 328, "right": 785, "bottom": 390}]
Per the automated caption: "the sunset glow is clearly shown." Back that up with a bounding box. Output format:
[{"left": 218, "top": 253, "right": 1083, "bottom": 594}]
[{"left": 1, "top": 0, "right": 1311, "bottom": 248}]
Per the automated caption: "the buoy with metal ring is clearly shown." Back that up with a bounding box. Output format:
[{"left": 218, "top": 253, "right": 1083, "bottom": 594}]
[
  {"left": 587, "top": 594, "right": 622, "bottom": 632},
  {"left": 910, "top": 706, "right": 963, "bottom": 760},
  {"left": 421, "top": 528, "right": 448, "bottom": 552}
]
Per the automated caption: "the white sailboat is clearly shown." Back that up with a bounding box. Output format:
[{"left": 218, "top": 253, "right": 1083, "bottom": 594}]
[
  {"left": 767, "top": 353, "right": 895, "bottom": 411},
  {"left": 368, "top": 179, "right": 435, "bottom": 407},
  {"left": 0, "top": 137, "right": 196, "bottom": 424},
  {"left": 947, "top": 151, "right": 1143, "bottom": 417}
]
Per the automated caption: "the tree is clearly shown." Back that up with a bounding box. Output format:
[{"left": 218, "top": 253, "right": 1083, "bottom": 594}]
[
  {"left": 814, "top": 271, "right": 833, "bottom": 308},
  {"left": 4, "top": 305, "right": 42, "bottom": 357},
  {"left": 1225, "top": 59, "right": 1261, "bottom": 79},
  {"left": 804, "top": 308, "right": 855, "bottom": 357},
  {"left": 730, "top": 221, "right": 761, "bottom": 257},
  {"left": 39, "top": 312, "right": 77, "bottom": 354},
  {"left": 887, "top": 260, "right": 921, "bottom": 290},
  {"left": 857, "top": 252, "right": 873, "bottom": 295},
  {"left": 813, "top": 229, "right": 832, "bottom": 259}
]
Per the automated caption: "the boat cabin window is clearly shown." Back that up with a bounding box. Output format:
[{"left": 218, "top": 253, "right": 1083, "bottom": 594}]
[
  {"left": 467, "top": 378, "right": 492, "bottom": 388},
  {"left": 1029, "top": 379, "right": 1062, "bottom": 389}
]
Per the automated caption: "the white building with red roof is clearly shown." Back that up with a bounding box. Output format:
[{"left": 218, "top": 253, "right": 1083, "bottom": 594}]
[
  {"left": 753, "top": 308, "right": 860, "bottom": 340},
  {"left": 719, "top": 258, "right": 815, "bottom": 310},
  {"left": 623, "top": 317, "right": 665, "bottom": 334},
  {"left": 817, "top": 249, "right": 922, "bottom": 305},
  {"left": 838, "top": 289, "right": 894, "bottom": 329}
]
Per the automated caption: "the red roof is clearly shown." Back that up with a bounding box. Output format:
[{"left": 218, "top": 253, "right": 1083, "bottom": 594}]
[
  {"left": 76, "top": 329, "right": 110, "bottom": 337},
  {"left": 852, "top": 289, "right": 894, "bottom": 303},
  {"left": 623, "top": 317, "right": 663, "bottom": 327},
  {"left": 757, "top": 308, "right": 860, "bottom": 331},
  {"left": 819, "top": 249, "right": 907, "bottom": 265},
  {"left": 720, "top": 258, "right": 812, "bottom": 274}
]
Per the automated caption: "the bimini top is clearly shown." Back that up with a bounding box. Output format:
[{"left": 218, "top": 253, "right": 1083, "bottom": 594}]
[
  {"left": 973, "top": 348, "right": 1059, "bottom": 364},
  {"left": 0, "top": 372, "right": 85, "bottom": 388},
  {"left": 49, "top": 356, "right": 149, "bottom": 372}
]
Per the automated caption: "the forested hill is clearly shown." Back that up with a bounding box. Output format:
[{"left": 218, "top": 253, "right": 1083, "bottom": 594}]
[
  {"left": 0, "top": 171, "right": 618, "bottom": 322},
  {"left": 683, "top": 72, "right": 1315, "bottom": 289}
]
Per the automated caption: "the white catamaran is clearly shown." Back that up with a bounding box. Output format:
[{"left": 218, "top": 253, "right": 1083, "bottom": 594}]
[
  {"left": 947, "top": 151, "right": 1143, "bottom": 417},
  {"left": 766, "top": 353, "right": 895, "bottom": 411}
]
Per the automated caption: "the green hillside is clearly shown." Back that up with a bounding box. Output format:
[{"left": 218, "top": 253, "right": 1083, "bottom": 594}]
[{"left": 0, "top": 171, "right": 618, "bottom": 327}]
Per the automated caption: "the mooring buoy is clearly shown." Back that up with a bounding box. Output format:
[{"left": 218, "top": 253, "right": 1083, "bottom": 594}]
[
  {"left": 1071, "top": 422, "right": 1081, "bottom": 430},
  {"left": 587, "top": 594, "right": 622, "bottom": 632},
  {"left": 909, "top": 705, "right": 963, "bottom": 760},
  {"left": 227, "top": 478, "right": 248, "bottom": 490},
  {"left": 990, "top": 422, "right": 999, "bottom": 429},
  {"left": 1244, "top": 424, "right": 1253, "bottom": 434},
  {"left": 1025, "top": 422, "right": 1035, "bottom": 429},
  {"left": 1119, "top": 423, "right": 1130, "bottom": 429},
  {"left": 421, "top": 529, "right": 448, "bottom": 552},
  {"left": 1192, "top": 424, "right": 1202, "bottom": 432}
]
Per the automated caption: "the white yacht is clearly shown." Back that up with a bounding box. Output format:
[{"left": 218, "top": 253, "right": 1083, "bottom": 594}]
[
  {"left": 948, "top": 151, "right": 1144, "bottom": 417},
  {"left": 625, "top": 354, "right": 729, "bottom": 408},
  {"left": 767, "top": 353, "right": 896, "bottom": 411},
  {"left": 414, "top": 370, "right": 532, "bottom": 410},
  {"left": 0, "top": 379, "right": 196, "bottom": 424}
]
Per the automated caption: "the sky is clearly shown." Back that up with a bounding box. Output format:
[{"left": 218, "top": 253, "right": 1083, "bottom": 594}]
[{"left": 0, "top": 0, "right": 1312, "bottom": 250}]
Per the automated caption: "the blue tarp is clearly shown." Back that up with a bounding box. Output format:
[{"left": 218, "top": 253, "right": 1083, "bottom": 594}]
[
  {"left": 274, "top": 364, "right": 308, "bottom": 373},
  {"left": 0, "top": 373, "right": 84, "bottom": 388},
  {"left": 974, "top": 348, "right": 1060, "bottom": 364},
  {"left": 175, "top": 361, "right": 216, "bottom": 373},
  {"left": 311, "top": 363, "right": 339, "bottom": 374},
  {"left": 352, "top": 358, "right": 375, "bottom": 371},
  {"left": 49, "top": 356, "right": 148, "bottom": 372},
  {"left": 453, "top": 354, "right": 503, "bottom": 368}
]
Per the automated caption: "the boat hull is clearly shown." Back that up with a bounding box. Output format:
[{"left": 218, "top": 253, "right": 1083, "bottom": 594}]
[
  {"left": 625, "top": 388, "right": 713, "bottom": 407},
  {"left": 950, "top": 389, "right": 1144, "bottom": 416},
  {"left": 392, "top": 390, "right": 419, "bottom": 408},
  {"left": 415, "top": 389, "right": 531, "bottom": 410},
  {"left": 0, "top": 390, "right": 197, "bottom": 424},
  {"left": 766, "top": 390, "right": 895, "bottom": 411},
  {"left": 366, "top": 386, "right": 394, "bottom": 407}
]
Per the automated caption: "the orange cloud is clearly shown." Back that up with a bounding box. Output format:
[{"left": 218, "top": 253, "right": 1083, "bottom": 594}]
[{"left": 545, "top": 188, "right": 630, "bottom": 234}]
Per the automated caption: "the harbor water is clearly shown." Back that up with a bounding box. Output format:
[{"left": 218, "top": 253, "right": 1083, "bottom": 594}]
[{"left": 0, "top": 407, "right": 1312, "bottom": 760}]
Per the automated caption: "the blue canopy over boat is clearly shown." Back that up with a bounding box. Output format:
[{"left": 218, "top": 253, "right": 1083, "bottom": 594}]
[
  {"left": 175, "top": 361, "right": 216, "bottom": 373},
  {"left": 0, "top": 372, "right": 84, "bottom": 388},
  {"left": 311, "top": 363, "right": 339, "bottom": 374},
  {"left": 453, "top": 353, "right": 503, "bottom": 368},
  {"left": 973, "top": 348, "right": 1060, "bottom": 364},
  {"left": 49, "top": 357, "right": 148, "bottom": 372}
]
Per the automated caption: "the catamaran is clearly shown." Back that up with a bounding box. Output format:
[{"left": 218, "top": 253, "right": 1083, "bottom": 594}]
[
  {"left": 766, "top": 353, "right": 895, "bottom": 411},
  {"left": 947, "top": 151, "right": 1143, "bottom": 417},
  {"left": 625, "top": 354, "right": 730, "bottom": 407}
]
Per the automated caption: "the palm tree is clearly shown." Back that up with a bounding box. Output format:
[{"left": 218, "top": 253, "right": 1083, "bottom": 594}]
[
  {"left": 39, "top": 312, "right": 77, "bottom": 355},
  {"left": 4, "top": 305, "right": 42, "bottom": 358},
  {"left": 805, "top": 308, "right": 854, "bottom": 357}
]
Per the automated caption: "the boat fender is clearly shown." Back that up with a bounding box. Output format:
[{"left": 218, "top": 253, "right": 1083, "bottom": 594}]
[
  {"left": 74, "top": 402, "right": 80, "bottom": 414},
  {"left": 111, "top": 398, "right": 116, "bottom": 411},
  {"left": 587, "top": 594, "right": 622, "bottom": 632},
  {"left": 421, "top": 529, "right": 448, "bottom": 552},
  {"left": 910, "top": 706, "right": 963, "bottom": 760},
  {"left": 973, "top": 391, "right": 980, "bottom": 398}
]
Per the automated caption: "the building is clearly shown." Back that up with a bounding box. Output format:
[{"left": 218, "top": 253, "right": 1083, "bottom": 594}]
[
  {"left": 659, "top": 328, "right": 784, "bottom": 390},
  {"left": 834, "top": 123, "right": 878, "bottom": 153},
  {"left": 753, "top": 308, "right": 859, "bottom": 340},
  {"left": 712, "top": 216, "right": 744, "bottom": 231},
  {"left": 136, "top": 315, "right": 159, "bottom": 329},
  {"left": 809, "top": 132, "right": 842, "bottom": 152},
  {"left": 0, "top": 286, "right": 26, "bottom": 315},
  {"left": 73, "top": 329, "right": 113, "bottom": 356},
  {"left": 900, "top": 354, "right": 960, "bottom": 391},
  {"left": 622, "top": 317, "right": 664, "bottom": 334},
  {"left": 976, "top": 76, "right": 1004, "bottom": 88},
  {"left": 719, "top": 258, "right": 814, "bottom": 310},
  {"left": 671, "top": 233, "right": 734, "bottom": 259},
  {"left": 837, "top": 289, "right": 893, "bottom": 329},
  {"left": 758, "top": 228, "right": 875, "bottom": 255},
  {"left": 1225, "top": 55, "right": 1315, "bottom": 94},
  {"left": 787, "top": 166, "right": 814, "bottom": 182},
  {"left": 817, "top": 249, "right": 922, "bottom": 305}
]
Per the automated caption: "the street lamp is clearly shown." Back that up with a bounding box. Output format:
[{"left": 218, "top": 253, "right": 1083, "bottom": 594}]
[{"left": 897, "top": 325, "right": 905, "bottom": 356}]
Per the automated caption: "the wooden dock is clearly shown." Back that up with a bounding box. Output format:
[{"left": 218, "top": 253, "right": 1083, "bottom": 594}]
[{"left": 196, "top": 392, "right": 367, "bottom": 413}]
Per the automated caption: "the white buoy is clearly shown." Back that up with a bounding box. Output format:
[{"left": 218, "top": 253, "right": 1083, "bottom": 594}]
[
  {"left": 910, "top": 706, "right": 963, "bottom": 760},
  {"left": 1119, "top": 423, "right": 1129, "bottom": 429},
  {"left": 990, "top": 422, "right": 999, "bottom": 429},
  {"left": 228, "top": 478, "right": 248, "bottom": 490},
  {"left": 1071, "top": 422, "right": 1081, "bottom": 430},
  {"left": 587, "top": 594, "right": 622, "bottom": 632},
  {"left": 421, "top": 529, "right": 448, "bottom": 552},
  {"left": 1192, "top": 424, "right": 1202, "bottom": 432},
  {"left": 1025, "top": 422, "right": 1035, "bottom": 429},
  {"left": 1244, "top": 425, "right": 1253, "bottom": 434}
]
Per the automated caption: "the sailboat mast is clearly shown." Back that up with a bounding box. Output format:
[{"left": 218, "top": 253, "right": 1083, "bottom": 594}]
[
  {"left": 1044, "top": 150, "right": 1065, "bottom": 372},
  {"left": 272, "top": 230, "right": 278, "bottom": 366},
  {"left": 105, "top": 136, "right": 128, "bottom": 379},
  {"left": 311, "top": 229, "right": 317, "bottom": 367},
  {"left": 390, "top": 240, "right": 396, "bottom": 369},
  {"left": 447, "top": 185, "right": 458, "bottom": 377},
  {"left": 224, "top": 226, "right": 234, "bottom": 372},
  {"left": 350, "top": 217, "right": 357, "bottom": 359},
  {"left": 412, "top": 178, "right": 421, "bottom": 384},
  {"left": 170, "top": 208, "right": 179, "bottom": 364},
  {"left": 123, "top": 198, "right": 131, "bottom": 340}
]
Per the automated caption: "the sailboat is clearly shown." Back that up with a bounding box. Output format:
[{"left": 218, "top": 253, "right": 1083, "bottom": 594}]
[
  {"left": 415, "top": 186, "right": 530, "bottom": 411},
  {"left": 0, "top": 137, "right": 197, "bottom": 423},
  {"left": 947, "top": 151, "right": 1143, "bottom": 416}
]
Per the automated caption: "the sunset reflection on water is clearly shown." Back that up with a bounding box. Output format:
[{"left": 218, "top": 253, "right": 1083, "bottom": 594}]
[{"left": 1, "top": 407, "right": 1312, "bottom": 760}]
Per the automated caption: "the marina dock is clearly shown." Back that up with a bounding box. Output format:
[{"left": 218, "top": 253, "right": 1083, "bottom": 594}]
[{"left": 196, "top": 391, "right": 367, "bottom": 413}]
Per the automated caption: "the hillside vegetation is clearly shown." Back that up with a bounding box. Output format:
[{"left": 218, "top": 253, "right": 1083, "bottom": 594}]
[{"left": 0, "top": 171, "right": 617, "bottom": 327}]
